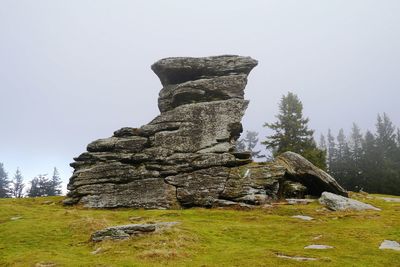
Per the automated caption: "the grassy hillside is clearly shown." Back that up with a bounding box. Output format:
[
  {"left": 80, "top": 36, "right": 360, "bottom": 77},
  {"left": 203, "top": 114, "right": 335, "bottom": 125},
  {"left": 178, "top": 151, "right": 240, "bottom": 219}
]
[{"left": 1, "top": 193, "right": 399, "bottom": 266}]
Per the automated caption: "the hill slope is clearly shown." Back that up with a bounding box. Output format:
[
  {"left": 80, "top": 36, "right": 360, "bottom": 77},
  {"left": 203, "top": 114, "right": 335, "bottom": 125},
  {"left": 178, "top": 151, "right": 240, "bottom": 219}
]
[{"left": 1, "top": 194, "right": 399, "bottom": 266}]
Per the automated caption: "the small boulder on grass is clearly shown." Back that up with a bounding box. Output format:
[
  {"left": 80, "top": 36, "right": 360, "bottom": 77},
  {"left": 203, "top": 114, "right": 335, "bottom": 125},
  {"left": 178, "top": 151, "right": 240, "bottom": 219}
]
[
  {"left": 291, "top": 215, "right": 314, "bottom": 221},
  {"left": 91, "top": 222, "right": 179, "bottom": 242},
  {"left": 319, "top": 192, "right": 381, "bottom": 211},
  {"left": 379, "top": 240, "right": 400, "bottom": 251},
  {"left": 304, "top": 244, "right": 333, "bottom": 250}
]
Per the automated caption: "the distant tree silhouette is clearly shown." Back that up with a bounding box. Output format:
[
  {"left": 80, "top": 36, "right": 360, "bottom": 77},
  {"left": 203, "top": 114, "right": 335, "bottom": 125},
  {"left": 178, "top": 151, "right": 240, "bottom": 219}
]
[
  {"left": 326, "top": 113, "right": 400, "bottom": 195},
  {"left": 48, "top": 167, "right": 62, "bottom": 196},
  {"left": 11, "top": 168, "right": 25, "bottom": 198},
  {"left": 27, "top": 168, "right": 62, "bottom": 197},
  {"left": 27, "top": 174, "right": 50, "bottom": 197},
  {"left": 236, "top": 131, "right": 264, "bottom": 159},
  {"left": 0, "top": 163, "right": 11, "bottom": 198}
]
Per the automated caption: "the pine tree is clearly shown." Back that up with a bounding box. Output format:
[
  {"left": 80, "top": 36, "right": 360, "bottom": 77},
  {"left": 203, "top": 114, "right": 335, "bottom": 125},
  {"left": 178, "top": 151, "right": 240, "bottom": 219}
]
[
  {"left": 348, "top": 123, "right": 364, "bottom": 190},
  {"left": 360, "top": 131, "right": 380, "bottom": 192},
  {"left": 11, "top": 168, "right": 25, "bottom": 198},
  {"left": 28, "top": 174, "right": 49, "bottom": 197},
  {"left": 0, "top": 163, "right": 11, "bottom": 198},
  {"left": 319, "top": 134, "right": 327, "bottom": 151},
  {"left": 235, "top": 139, "right": 246, "bottom": 152},
  {"left": 242, "top": 131, "right": 264, "bottom": 158},
  {"left": 48, "top": 167, "right": 62, "bottom": 196},
  {"left": 262, "top": 92, "right": 326, "bottom": 169},
  {"left": 334, "top": 129, "right": 351, "bottom": 189},
  {"left": 327, "top": 129, "right": 337, "bottom": 174},
  {"left": 375, "top": 113, "right": 397, "bottom": 159},
  {"left": 374, "top": 113, "right": 399, "bottom": 195}
]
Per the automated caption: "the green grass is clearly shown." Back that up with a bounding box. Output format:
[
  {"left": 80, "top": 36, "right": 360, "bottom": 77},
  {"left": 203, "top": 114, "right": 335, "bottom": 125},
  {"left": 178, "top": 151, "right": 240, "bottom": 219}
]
[{"left": 1, "top": 193, "right": 400, "bottom": 266}]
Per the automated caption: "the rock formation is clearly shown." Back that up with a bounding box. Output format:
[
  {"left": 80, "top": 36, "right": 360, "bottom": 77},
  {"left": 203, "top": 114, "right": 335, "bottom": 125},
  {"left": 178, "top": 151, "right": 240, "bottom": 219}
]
[{"left": 64, "top": 55, "right": 347, "bottom": 209}]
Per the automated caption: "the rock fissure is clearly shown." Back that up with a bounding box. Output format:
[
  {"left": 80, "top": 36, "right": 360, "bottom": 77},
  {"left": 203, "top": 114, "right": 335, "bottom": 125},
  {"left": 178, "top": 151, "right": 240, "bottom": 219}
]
[{"left": 64, "top": 55, "right": 347, "bottom": 208}]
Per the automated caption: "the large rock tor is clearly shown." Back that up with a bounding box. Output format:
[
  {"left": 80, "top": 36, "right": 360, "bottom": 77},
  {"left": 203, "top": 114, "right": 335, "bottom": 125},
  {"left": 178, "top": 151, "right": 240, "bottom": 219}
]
[{"left": 64, "top": 55, "right": 347, "bottom": 208}]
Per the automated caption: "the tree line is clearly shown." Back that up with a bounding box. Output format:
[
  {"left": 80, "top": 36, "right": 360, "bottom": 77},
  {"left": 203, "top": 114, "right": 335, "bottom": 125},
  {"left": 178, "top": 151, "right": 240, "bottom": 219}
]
[
  {"left": 0, "top": 165, "right": 62, "bottom": 198},
  {"left": 237, "top": 92, "right": 400, "bottom": 195},
  {"left": 321, "top": 113, "right": 400, "bottom": 195}
]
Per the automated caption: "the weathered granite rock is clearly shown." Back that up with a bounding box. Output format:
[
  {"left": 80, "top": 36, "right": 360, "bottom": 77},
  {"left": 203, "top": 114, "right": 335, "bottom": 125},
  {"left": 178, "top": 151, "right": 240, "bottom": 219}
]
[
  {"left": 276, "top": 152, "right": 348, "bottom": 197},
  {"left": 91, "top": 222, "right": 179, "bottom": 242},
  {"left": 151, "top": 55, "right": 258, "bottom": 87},
  {"left": 319, "top": 192, "right": 381, "bottom": 211},
  {"left": 64, "top": 55, "right": 347, "bottom": 209}
]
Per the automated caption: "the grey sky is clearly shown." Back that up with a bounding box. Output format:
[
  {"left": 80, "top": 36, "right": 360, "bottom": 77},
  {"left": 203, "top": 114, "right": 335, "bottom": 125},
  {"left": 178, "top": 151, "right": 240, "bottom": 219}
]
[{"left": 1, "top": 0, "right": 399, "bottom": 189}]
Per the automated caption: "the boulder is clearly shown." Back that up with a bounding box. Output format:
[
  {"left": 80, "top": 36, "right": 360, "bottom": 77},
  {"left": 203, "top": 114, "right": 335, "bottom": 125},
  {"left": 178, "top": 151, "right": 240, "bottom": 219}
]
[
  {"left": 276, "top": 152, "right": 348, "bottom": 197},
  {"left": 379, "top": 240, "right": 400, "bottom": 251},
  {"left": 319, "top": 192, "right": 381, "bottom": 211},
  {"left": 304, "top": 245, "right": 333, "bottom": 250},
  {"left": 91, "top": 222, "right": 179, "bottom": 242}
]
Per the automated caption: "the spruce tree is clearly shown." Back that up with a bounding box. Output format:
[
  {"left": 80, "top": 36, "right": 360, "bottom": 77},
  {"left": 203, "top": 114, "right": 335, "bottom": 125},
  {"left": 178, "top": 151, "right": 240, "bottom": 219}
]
[
  {"left": 242, "top": 131, "right": 264, "bottom": 158},
  {"left": 327, "top": 129, "right": 337, "bottom": 174},
  {"left": 374, "top": 113, "right": 399, "bottom": 195},
  {"left": 361, "top": 131, "right": 380, "bottom": 192},
  {"left": 235, "top": 139, "right": 246, "bottom": 152},
  {"left": 319, "top": 134, "right": 327, "bottom": 151},
  {"left": 28, "top": 174, "right": 49, "bottom": 197},
  {"left": 0, "top": 163, "right": 11, "bottom": 198},
  {"left": 48, "top": 167, "right": 62, "bottom": 196},
  {"left": 334, "top": 129, "right": 351, "bottom": 189},
  {"left": 262, "top": 92, "right": 326, "bottom": 169},
  {"left": 348, "top": 123, "right": 364, "bottom": 190},
  {"left": 375, "top": 113, "right": 397, "bottom": 159},
  {"left": 11, "top": 168, "right": 25, "bottom": 198}
]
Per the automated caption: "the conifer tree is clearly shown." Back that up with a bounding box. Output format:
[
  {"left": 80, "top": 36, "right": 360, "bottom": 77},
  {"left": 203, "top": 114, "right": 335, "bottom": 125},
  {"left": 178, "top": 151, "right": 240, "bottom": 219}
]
[
  {"left": 0, "top": 163, "right": 11, "bottom": 198},
  {"left": 348, "top": 123, "right": 364, "bottom": 190},
  {"left": 235, "top": 139, "right": 246, "bottom": 152},
  {"left": 334, "top": 129, "right": 351, "bottom": 189},
  {"left": 319, "top": 134, "right": 327, "bottom": 151},
  {"left": 327, "top": 129, "right": 336, "bottom": 173},
  {"left": 48, "top": 167, "right": 62, "bottom": 196},
  {"left": 375, "top": 113, "right": 397, "bottom": 159},
  {"left": 361, "top": 131, "right": 380, "bottom": 192},
  {"left": 27, "top": 174, "right": 49, "bottom": 197},
  {"left": 11, "top": 168, "right": 25, "bottom": 198},
  {"left": 243, "top": 131, "right": 264, "bottom": 158},
  {"left": 262, "top": 92, "right": 326, "bottom": 169}
]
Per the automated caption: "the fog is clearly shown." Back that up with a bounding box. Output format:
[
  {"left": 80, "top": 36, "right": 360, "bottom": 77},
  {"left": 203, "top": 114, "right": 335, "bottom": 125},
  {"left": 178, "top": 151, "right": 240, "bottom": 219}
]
[{"left": 1, "top": 0, "right": 399, "bottom": 189}]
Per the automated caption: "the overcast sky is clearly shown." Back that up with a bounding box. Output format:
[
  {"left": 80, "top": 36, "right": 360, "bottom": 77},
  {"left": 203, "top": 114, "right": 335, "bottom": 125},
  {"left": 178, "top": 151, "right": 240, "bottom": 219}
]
[{"left": 1, "top": 0, "right": 399, "bottom": 190}]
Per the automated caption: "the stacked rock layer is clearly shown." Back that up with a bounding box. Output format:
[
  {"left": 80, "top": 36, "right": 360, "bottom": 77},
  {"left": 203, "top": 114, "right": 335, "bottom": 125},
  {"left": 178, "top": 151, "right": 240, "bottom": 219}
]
[{"left": 64, "top": 55, "right": 347, "bottom": 208}]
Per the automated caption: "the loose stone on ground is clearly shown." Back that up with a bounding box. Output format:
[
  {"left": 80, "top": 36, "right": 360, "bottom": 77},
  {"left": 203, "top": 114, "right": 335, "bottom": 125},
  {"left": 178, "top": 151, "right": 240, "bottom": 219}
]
[
  {"left": 276, "top": 254, "right": 318, "bottom": 261},
  {"left": 291, "top": 215, "right": 314, "bottom": 221},
  {"left": 378, "top": 197, "right": 400, "bottom": 203},
  {"left": 304, "top": 244, "right": 334, "bottom": 250},
  {"left": 379, "top": 240, "right": 400, "bottom": 251},
  {"left": 91, "top": 222, "right": 179, "bottom": 242}
]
